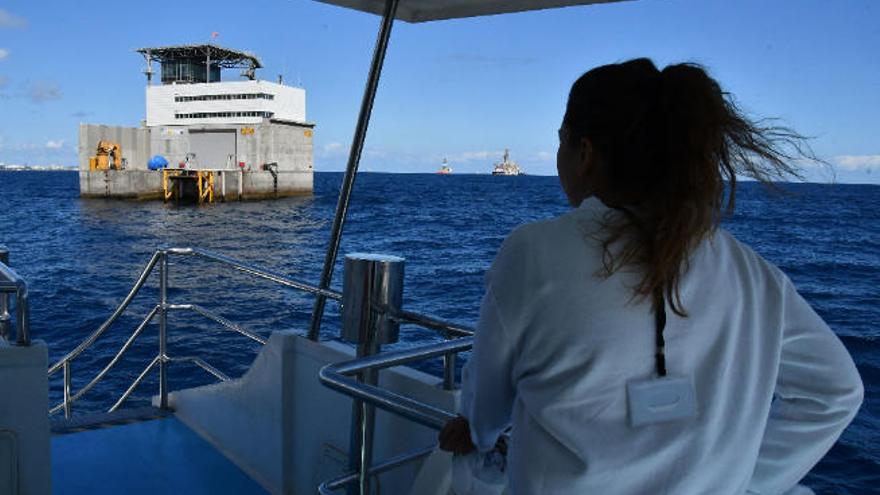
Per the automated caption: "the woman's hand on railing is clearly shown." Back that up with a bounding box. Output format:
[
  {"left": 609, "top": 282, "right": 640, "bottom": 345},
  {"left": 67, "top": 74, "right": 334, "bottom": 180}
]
[
  {"left": 439, "top": 415, "right": 476, "bottom": 455},
  {"left": 440, "top": 416, "right": 509, "bottom": 456}
]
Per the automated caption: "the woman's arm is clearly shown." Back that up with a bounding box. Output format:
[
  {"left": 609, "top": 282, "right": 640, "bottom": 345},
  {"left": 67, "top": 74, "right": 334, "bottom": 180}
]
[
  {"left": 459, "top": 287, "right": 517, "bottom": 452},
  {"left": 747, "top": 277, "right": 864, "bottom": 494}
]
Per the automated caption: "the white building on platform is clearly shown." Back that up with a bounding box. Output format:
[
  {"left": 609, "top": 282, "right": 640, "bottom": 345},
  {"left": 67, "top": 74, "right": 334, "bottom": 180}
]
[{"left": 146, "top": 80, "right": 306, "bottom": 127}]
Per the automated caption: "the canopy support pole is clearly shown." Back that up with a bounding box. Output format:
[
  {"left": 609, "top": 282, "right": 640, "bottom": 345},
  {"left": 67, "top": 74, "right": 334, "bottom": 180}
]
[{"left": 308, "top": 0, "right": 400, "bottom": 341}]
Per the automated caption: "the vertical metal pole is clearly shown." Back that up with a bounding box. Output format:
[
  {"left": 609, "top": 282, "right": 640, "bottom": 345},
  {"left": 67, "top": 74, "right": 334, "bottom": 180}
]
[
  {"left": 158, "top": 251, "right": 169, "bottom": 410},
  {"left": 144, "top": 51, "right": 153, "bottom": 85},
  {"left": 341, "top": 254, "right": 404, "bottom": 495},
  {"left": 206, "top": 47, "right": 212, "bottom": 83},
  {"left": 63, "top": 361, "right": 72, "bottom": 419},
  {"left": 307, "top": 0, "right": 400, "bottom": 341},
  {"left": 0, "top": 246, "right": 10, "bottom": 341},
  {"left": 221, "top": 171, "right": 226, "bottom": 202},
  {"left": 350, "top": 340, "right": 380, "bottom": 495},
  {"left": 443, "top": 330, "right": 456, "bottom": 390},
  {"left": 15, "top": 285, "right": 29, "bottom": 346}
]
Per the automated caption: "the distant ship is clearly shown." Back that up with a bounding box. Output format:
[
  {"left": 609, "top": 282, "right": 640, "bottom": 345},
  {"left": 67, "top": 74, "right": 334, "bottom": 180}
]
[
  {"left": 491, "top": 149, "right": 524, "bottom": 176},
  {"left": 437, "top": 157, "right": 453, "bottom": 175}
]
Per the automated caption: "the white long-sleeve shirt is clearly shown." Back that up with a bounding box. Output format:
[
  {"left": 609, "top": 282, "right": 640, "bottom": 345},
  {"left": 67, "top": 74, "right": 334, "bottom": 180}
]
[{"left": 460, "top": 197, "right": 863, "bottom": 495}]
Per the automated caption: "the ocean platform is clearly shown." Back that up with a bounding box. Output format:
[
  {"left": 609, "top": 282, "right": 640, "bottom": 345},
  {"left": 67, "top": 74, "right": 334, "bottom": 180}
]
[{"left": 78, "top": 44, "right": 314, "bottom": 201}]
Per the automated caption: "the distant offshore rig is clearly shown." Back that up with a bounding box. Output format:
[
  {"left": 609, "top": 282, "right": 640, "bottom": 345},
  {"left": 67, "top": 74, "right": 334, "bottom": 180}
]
[
  {"left": 435, "top": 149, "right": 525, "bottom": 175},
  {"left": 492, "top": 149, "right": 524, "bottom": 175}
]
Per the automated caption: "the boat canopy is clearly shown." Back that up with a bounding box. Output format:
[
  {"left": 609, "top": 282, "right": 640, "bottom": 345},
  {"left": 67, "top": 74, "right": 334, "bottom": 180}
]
[{"left": 314, "top": 0, "right": 630, "bottom": 23}]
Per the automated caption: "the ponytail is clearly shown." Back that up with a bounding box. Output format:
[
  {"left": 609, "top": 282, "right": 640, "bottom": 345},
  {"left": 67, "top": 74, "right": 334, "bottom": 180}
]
[{"left": 564, "top": 58, "right": 811, "bottom": 316}]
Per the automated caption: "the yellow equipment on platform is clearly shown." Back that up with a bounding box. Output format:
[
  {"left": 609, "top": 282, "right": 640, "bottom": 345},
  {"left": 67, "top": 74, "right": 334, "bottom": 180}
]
[
  {"left": 89, "top": 141, "right": 123, "bottom": 171},
  {"left": 163, "top": 169, "right": 217, "bottom": 204}
]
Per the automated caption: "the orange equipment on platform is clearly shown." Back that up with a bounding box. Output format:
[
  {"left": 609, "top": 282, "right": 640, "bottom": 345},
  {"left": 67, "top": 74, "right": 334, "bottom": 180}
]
[{"left": 89, "top": 141, "right": 123, "bottom": 171}]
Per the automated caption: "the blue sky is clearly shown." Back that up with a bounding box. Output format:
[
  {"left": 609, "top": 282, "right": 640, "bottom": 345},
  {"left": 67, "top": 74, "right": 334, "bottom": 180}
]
[{"left": 0, "top": 0, "right": 878, "bottom": 183}]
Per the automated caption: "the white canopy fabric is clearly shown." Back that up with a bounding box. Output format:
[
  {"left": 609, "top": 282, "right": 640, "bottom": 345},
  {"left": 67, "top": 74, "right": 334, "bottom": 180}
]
[{"left": 314, "top": 0, "right": 630, "bottom": 23}]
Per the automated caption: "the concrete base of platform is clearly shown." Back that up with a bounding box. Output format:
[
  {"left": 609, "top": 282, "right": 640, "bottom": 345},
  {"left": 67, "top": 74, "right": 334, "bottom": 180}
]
[
  {"left": 79, "top": 170, "right": 312, "bottom": 201},
  {"left": 78, "top": 121, "right": 314, "bottom": 201},
  {"left": 79, "top": 170, "right": 163, "bottom": 199}
]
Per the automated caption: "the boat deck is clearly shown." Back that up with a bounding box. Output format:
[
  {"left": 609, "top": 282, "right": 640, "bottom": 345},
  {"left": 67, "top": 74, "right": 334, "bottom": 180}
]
[{"left": 51, "top": 412, "right": 266, "bottom": 495}]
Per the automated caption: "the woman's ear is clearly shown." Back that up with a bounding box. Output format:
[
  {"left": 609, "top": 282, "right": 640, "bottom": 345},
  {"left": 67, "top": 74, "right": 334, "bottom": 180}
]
[
  {"left": 579, "top": 137, "right": 595, "bottom": 174},
  {"left": 577, "top": 137, "right": 601, "bottom": 201}
]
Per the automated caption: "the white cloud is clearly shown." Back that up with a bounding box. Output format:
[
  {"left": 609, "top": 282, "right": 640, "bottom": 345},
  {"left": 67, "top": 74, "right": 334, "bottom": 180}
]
[
  {"left": 364, "top": 147, "right": 388, "bottom": 158},
  {"left": 10, "top": 143, "right": 39, "bottom": 151},
  {"left": 834, "top": 155, "right": 880, "bottom": 171},
  {"left": 447, "top": 150, "right": 503, "bottom": 163},
  {"left": 0, "top": 10, "right": 27, "bottom": 29},
  {"left": 45, "top": 139, "right": 64, "bottom": 149},
  {"left": 788, "top": 154, "right": 880, "bottom": 184},
  {"left": 0, "top": 48, "right": 8, "bottom": 61},
  {"left": 318, "top": 141, "right": 348, "bottom": 158},
  {"left": 532, "top": 151, "right": 555, "bottom": 162},
  {"left": 25, "top": 81, "right": 62, "bottom": 102}
]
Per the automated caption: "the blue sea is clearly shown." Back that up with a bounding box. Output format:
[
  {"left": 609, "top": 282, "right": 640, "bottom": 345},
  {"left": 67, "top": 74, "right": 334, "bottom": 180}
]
[{"left": 0, "top": 171, "right": 877, "bottom": 493}]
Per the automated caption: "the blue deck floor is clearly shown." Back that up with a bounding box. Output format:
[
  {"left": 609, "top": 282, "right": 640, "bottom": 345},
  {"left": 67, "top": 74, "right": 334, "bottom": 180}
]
[{"left": 52, "top": 416, "right": 267, "bottom": 495}]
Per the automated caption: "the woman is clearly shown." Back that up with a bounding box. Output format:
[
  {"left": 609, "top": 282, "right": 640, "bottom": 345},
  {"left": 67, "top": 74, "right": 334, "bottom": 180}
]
[{"left": 439, "top": 59, "right": 863, "bottom": 494}]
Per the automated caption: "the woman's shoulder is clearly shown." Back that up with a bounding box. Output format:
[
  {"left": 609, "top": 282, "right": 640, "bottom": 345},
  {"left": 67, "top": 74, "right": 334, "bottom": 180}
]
[
  {"left": 496, "top": 210, "right": 588, "bottom": 262},
  {"left": 489, "top": 203, "right": 605, "bottom": 287},
  {"left": 502, "top": 198, "right": 607, "bottom": 250},
  {"left": 703, "top": 228, "right": 791, "bottom": 289}
]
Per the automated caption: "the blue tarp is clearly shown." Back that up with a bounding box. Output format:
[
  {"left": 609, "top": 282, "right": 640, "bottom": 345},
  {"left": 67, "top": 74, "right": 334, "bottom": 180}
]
[{"left": 148, "top": 155, "right": 169, "bottom": 170}]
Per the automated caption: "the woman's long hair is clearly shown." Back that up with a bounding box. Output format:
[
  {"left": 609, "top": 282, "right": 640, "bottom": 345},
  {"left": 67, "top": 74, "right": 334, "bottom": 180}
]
[{"left": 563, "top": 58, "right": 814, "bottom": 316}]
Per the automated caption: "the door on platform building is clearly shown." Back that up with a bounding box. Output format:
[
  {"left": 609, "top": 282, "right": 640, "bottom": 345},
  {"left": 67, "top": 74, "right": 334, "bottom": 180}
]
[{"left": 189, "top": 130, "right": 236, "bottom": 169}]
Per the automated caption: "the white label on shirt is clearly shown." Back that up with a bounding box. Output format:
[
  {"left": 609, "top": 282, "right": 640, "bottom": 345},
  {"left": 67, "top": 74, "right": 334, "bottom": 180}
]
[{"left": 627, "top": 375, "right": 697, "bottom": 427}]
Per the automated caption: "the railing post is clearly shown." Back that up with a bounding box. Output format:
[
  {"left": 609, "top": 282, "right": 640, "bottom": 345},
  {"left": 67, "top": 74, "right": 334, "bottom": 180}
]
[
  {"left": 0, "top": 246, "right": 10, "bottom": 341},
  {"left": 442, "top": 329, "right": 456, "bottom": 390},
  {"left": 341, "top": 253, "right": 404, "bottom": 495},
  {"left": 63, "top": 360, "right": 72, "bottom": 419},
  {"left": 15, "top": 283, "right": 29, "bottom": 346},
  {"left": 158, "top": 250, "right": 169, "bottom": 410},
  {"left": 0, "top": 245, "right": 29, "bottom": 346}
]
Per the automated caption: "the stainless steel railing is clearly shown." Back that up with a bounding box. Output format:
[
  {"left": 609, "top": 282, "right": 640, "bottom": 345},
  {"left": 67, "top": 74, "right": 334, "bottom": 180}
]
[
  {"left": 320, "top": 338, "right": 472, "bottom": 429},
  {"left": 48, "top": 246, "right": 472, "bottom": 419},
  {"left": 317, "top": 337, "right": 473, "bottom": 494},
  {"left": 318, "top": 446, "right": 436, "bottom": 495},
  {"left": 0, "top": 245, "right": 30, "bottom": 346},
  {"left": 47, "top": 251, "right": 163, "bottom": 376},
  {"left": 35, "top": 242, "right": 476, "bottom": 495},
  {"left": 46, "top": 247, "right": 326, "bottom": 417}
]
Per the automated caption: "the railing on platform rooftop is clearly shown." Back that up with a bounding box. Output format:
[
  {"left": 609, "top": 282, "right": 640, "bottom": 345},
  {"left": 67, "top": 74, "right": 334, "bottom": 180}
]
[{"left": 0, "top": 245, "right": 30, "bottom": 346}]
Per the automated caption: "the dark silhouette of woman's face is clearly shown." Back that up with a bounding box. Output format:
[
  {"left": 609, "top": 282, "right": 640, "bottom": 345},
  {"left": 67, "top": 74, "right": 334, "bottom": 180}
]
[{"left": 556, "top": 125, "right": 597, "bottom": 207}]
